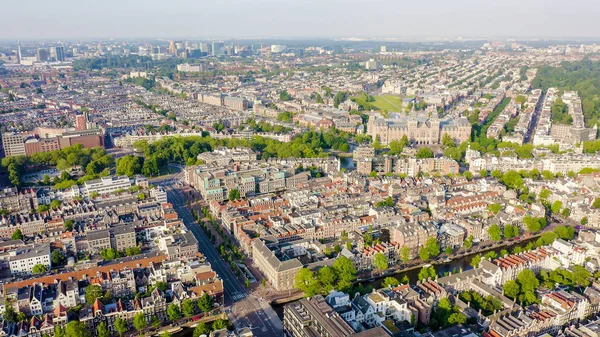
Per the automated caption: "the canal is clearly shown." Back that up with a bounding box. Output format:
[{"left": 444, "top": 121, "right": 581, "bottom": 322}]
[{"left": 271, "top": 236, "right": 538, "bottom": 319}]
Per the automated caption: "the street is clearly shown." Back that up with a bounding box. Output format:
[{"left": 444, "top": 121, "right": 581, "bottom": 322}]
[{"left": 164, "top": 186, "right": 283, "bottom": 336}]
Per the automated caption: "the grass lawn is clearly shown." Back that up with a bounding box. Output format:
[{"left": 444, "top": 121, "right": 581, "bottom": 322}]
[{"left": 372, "top": 95, "right": 404, "bottom": 112}]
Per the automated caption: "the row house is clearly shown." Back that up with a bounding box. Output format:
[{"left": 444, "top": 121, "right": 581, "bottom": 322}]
[{"left": 351, "top": 242, "right": 401, "bottom": 272}]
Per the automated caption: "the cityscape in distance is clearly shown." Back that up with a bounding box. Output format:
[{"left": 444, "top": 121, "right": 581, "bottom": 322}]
[{"left": 3, "top": 2, "right": 600, "bottom": 337}]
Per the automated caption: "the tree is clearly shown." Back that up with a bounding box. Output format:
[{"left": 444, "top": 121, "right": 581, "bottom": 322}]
[
  {"left": 228, "top": 188, "right": 240, "bottom": 201},
  {"left": 425, "top": 237, "right": 440, "bottom": 258},
  {"left": 419, "top": 246, "right": 430, "bottom": 261},
  {"left": 445, "top": 246, "right": 453, "bottom": 255},
  {"left": 4, "top": 304, "right": 18, "bottom": 323},
  {"left": 382, "top": 277, "right": 400, "bottom": 288},
  {"left": 197, "top": 293, "right": 214, "bottom": 313},
  {"left": 504, "top": 225, "right": 518, "bottom": 239},
  {"left": 50, "top": 199, "right": 62, "bottom": 209},
  {"left": 471, "top": 254, "right": 482, "bottom": 268},
  {"left": 400, "top": 246, "right": 411, "bottom": 263},
  {"left": 416, "top": 147, "right": 434, "bottom": 159},
  {"left": 582, "top": 217, "right": 589, "bottom": 225},
  {"left": 64, "top": 219, "right": 74, "bottom": 231},
  {"left": 389, "top": 139, "right": 407, "bottom": 155},
  {"left": 133, "top": 312, "right": 147, "bottom": 335},
  {"left": 182, "top": 298, "right": 197, "bottom": 317},
  {"left": 55, "top": 326, "right": 65, "bottom": 337},
  {"left": 85, "top": 284, "right": 104, "bottom": 305},
  {"left": 333, "top": 256, "right": 356, "bottom": 291},
  {"left": 97, "top": 322, "right": 109, "bottom": 337},
  {"left": 373, "top": 253, "right": 388, "bottom": 271},
  {"left": 52, "top": 249, "right": 65, "bottom": 265},
  {"left": 66, "top": 321, "right": 90, "bottom": 337},
  {"left": 116, "top": 155, "right": 144, "bottom": 177},
  {"left": 32, "top": 264, "right": 48, "bottom": 274},
  {"left": 479, "top": 169, "right": 488, "bottom": 177},
  {"left": 539, "top": 188, "right": 551, "bottom": 200},
  {"left": 418, "top": 266, "right": 436, "bottom": 281},
  {"left": 572, "top": 265, "right": 591, "bottom": 287},
  {"left": 212, "top": 319, "right": 227, "bottom": 330},
  {"left": 167, "top": 303, "right": 182, "bottom": 321},
  {"left": 593, "top": 198, "right": 600, "bottom": 209},
  {"left": 115, "top": 318, "right": 128, "bottom": 337},
  {"left": 317, "top": 266, "right": 337, "bottom": 292},
  {"left": 295, "top": 268, "right": 320, "bottom": 296},
  {"left": 488, "top": 224, "right": 502, "bottom": 241},
  {"left": 11, "top": 229, "right": 24, "bottom": 240},
  {"left": 464, "top": 235, "right": 473, "bottom": 249},
  {"left": 487, "top": 203, "right": 502, "bottom": 215},
  {"left": 442, "top": 134, "right": 455, "bottom": 148},
  {"left": 151, "top": 316, "right": 161, "bottom": 329},
  {"left": 551, "top": 200, "right": 563, "bottom": 215},
  {"left": 160, "top": 332, "right": 171, "bottom": 337},
  {"left": 193, "top": 323, "right": 210, "bottom": 337},
  {"left": 561, "top": 208, "right": 571, "bottom": 217},
  {"left": 463, "top": 171, "right": 473, "bottom": 181},
  {"left": 516, "top": 269, "right": 539, "bottom": 294},
  {"left": 447, "top": 313, "right": 466, "bottom": 325},
  {"left": 485, "top": 251, "right": 498, "bottom": 260}
]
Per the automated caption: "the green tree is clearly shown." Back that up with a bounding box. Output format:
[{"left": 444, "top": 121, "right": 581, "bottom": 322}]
[
  {"left": 197, "top": 293, "right": 214, "bottom": 313},
  {"left": 382, "top": 277, "right": 400, "bottom": 288},
  {"left": 50, "top": 199, "right": 62, "bottom": 209},
  {"left": 295, "top": 268, "right": 321, "bottom": 296},
  {"left": 400, "top": 246, "right": 411, "bottom": 263},
  {"left": 116, "top": 155, "right": 144, "bottom": 177},
  {"left": 11, "top": 229, "right": 24, "bottom": 240},
  {"left": 333, "top": 256, "right": 356, "bottom": 291},
  {"left": 416, "top": 147, "right": 434, "bottom": 159},
  {"left": 55, "top": 326, "right": 65, "bottom": 337},
  {"left": 418, "top": 266, "right": 436, "bottom": 281},
  {"left": 4, "top": 304, "right": 18, "bottom": 323},
  {"left": 539, "top": 188, "right": 551, "bottom": 200},
  {"left": 211, "top": 319, "right": 227, "bottom": 330},
  {"left": 228, "top": 188, "right": 240, "bottom": 201},
  {"left": 572, "top": 265, "right": 591, "bottom": 287},
  {"left": 85, "top": 284, "right": 104, "bottom": 305},
  {"left": 64, "top": 219, "right": 74, "bottom": 231},
  {"left": 464, "top": 235, "right": 473, "bottom": 249},
  {"left": 193, "top": 323, "right": 210, "bottom": 337},
  {"left": 593, "top": 198, "right": 600, "bottom": 209},
  {"left": 32, "top": 264, "right": 48, "bottom": 274},
  {"left": 317, "top": 266, "right": 337, "bottom": 292},
  {"left": 487, "top": 203, "right": 502, "bottom": 215},
  {"left": 488, "top": 224, "right": 502, "bottom": 241},
  {"left": 561, "top": 208, "right": 571, "bottom": 217},
  {"left": 425, "top": 237, "right": 440, "bottom": 257},
  {"left": 66, "top": 321, "right": 91, "bottom": 337},
  {"left": 182, "top": 298, "right": 196, "bottom": 317},
  {"left": 97, "top": 322, "right": 109, "bottom": 337},
  {"left": 115, "top": 318, "right": 128, "bottom": 337},
  {"left": 551, "top": 200, "right": 563, "bottom": 215},
  {"left": 581, "top": 217, "right": 589, "bottom": 225},
  {"left": 445, "top": 246, "right": 453, "bottom": 255},
  {"left": 51, "top": 250, "right": 65, "bottom": 265},
  {"left": 373, "top": 253, "right": 388, "bottom": 271},
  {"left": 419, "top": 246, "right": 430, "bottom": 261},
  {"left": 133, "top": 312, "right": 147, "bottom": 335},
  {"left": 447, "top": 313, "right": 467, "bottom": 325},
  {"left": 471, "top": 254, "right": 483, "bottom": 268}
]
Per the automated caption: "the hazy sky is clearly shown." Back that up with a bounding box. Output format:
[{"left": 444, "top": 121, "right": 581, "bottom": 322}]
[{"left": 2, "top": 0, "right": 600, "bottom": 40}]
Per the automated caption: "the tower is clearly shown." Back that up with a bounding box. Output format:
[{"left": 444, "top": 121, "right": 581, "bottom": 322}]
[
  {"left": 168, "top": 40, "right": 176, "bottom": 55},
  {"left": 17, "top": 39, "right": 22, "bottom": 64}
]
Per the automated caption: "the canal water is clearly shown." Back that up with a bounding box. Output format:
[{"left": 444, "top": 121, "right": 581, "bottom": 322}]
[{"left": 271, "top": 236, "right": 537, "bottom": 319}]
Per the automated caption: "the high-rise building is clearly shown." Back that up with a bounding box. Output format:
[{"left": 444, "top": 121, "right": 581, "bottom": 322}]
[
  {"left": 16, "top": 40, "right": 22, "bottom": 64},
  {"left": 76, "top": 112, "right": 88, "bottom": 131},
  {"left": 36, "top": 48, "right": 49, "bottom": 62},
  {"left": 1, "top": 132, "right": 27, "bottom": 157},
  {"left": 50, "top": 46, "right": 65, "bottom": 62},
  {"left": 168, "top": 40, "right": 176, "bottom": 55},
  {"left": 200, "top": 42, "right": 210, "bottom": 54},
  {"left": 211, "top": 41, "right": 224, "bottom": 56}
]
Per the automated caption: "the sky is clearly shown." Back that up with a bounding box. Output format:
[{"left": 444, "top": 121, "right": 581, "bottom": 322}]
[{"left": 2, "top": 0, "right": 600, "bottom": 40}]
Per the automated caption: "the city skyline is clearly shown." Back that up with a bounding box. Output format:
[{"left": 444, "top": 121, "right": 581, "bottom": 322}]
[{"left": 2, "top": 0, "right": 600, "bottom": 40}]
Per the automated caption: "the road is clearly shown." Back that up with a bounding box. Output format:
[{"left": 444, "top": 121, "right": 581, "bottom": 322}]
[{"left": 164, "top": 186, "right": 283, "bottom": 336}]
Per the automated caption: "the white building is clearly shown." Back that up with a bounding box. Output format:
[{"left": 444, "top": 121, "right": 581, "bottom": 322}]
[
  {"left": 8, "top": 244, "right": 52, "bottom": 275},
  {"left": 83, "top": 175, "right": 132, "bottom": 196}
]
